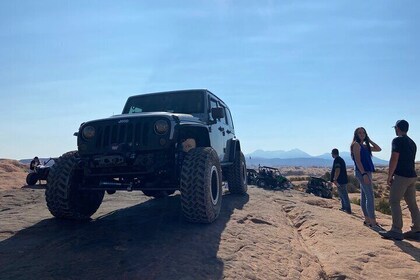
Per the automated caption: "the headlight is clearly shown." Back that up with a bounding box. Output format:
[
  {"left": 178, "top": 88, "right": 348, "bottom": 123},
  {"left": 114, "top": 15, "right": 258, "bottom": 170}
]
[
  {"left": 82, "top": 126, "right": 96, "bottom": 140},
  {"left": 154, "top": 120, "right": 169, "bottom": 135}
]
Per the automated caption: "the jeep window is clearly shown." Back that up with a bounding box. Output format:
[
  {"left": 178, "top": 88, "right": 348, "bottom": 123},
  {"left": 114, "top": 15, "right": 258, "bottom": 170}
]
[
  {"left": 226, "top": 107, "right": 234, "bottom": 128},
  {"left": 210, "top": 100, "right": 228, "bottom": 124},
  {"left": 209, "top": 99, "right": 220, "bottom": 122},
  {"left": 123, "top": 92, "right": 204, "bottom": 115},
  {"left": 219, "top": 105, "right": 228, "bottom": 125}
]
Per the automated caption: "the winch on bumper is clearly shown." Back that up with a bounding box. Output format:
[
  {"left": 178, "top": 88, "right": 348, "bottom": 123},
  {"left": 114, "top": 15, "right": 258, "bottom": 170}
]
[{"left": 76, "top": 150, "right": 179, "bottom": 191}]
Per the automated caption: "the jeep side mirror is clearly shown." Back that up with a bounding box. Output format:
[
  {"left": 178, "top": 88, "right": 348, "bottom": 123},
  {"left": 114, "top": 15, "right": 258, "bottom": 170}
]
[
  {"left": 211, "top": 107, "right": 225, "bottom": 120},
  {"left": 73, "top": 132, "right": 78, "bottom": 136}
]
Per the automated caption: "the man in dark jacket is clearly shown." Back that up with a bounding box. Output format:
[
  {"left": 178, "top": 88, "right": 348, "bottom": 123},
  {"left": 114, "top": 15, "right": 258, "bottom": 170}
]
[
  {"left": 380, "top": 120, "right": 420, "bottom": 240},
  {"left": 331, "top": 148, "right": 351, "bottom": 214}
]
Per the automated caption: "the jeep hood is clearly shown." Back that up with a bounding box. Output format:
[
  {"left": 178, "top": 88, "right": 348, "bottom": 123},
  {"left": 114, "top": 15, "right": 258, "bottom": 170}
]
[{"left": 82, "top": 112, "right": 202, "bottom": 126}]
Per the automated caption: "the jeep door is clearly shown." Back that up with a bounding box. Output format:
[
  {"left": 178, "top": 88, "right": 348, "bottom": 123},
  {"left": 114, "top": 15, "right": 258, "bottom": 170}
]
[{"left": 208, "top": 97, "right": 233, "bottom": 162}]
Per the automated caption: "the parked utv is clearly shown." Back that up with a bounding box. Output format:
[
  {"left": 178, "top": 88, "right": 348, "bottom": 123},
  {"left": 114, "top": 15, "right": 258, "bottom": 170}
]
[
  {"left": 246, "top": 168, "right": 258, "bottom": 185},
  {"left": 46, "top": 89, "right": 247, "bottom": 223},
  {"left": 255, "top": 166, "right": 292, "bottom": 190},
  {"left": 306, "top": 177, "right": 333, "bottom": 199},
  {"left": 26, "top": 158, "right": 54, "bottom": 185}
]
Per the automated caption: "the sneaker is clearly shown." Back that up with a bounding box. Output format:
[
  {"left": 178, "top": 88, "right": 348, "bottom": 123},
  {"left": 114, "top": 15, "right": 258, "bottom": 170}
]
[
  {"left": 339, "top": 208, "right": 352, "bottom": 214},
  {"left": 378, "top": 230, "right": 404, "bottom": 241},
  {"left": 370, "top": 224, "right": 385, "bottom": 232},
  {"left": 403, "top": 230, "right": 420, "bottom": 240}
]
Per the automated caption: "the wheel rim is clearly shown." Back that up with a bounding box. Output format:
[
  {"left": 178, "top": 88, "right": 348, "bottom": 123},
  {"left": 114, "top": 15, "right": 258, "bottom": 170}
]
[{"left": 210, "top": 166, "right": 220, "bottom": 205}]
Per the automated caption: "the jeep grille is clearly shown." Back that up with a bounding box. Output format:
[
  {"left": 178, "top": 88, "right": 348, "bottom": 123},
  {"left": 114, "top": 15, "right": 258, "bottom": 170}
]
[{"left": 95, "top": 121, "right": 150, "bottom": 149}]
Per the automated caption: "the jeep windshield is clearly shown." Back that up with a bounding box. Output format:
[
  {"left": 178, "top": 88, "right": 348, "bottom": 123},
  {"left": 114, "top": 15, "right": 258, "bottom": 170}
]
[{"left": 122, "top": 91, "right": 204, "bottom": 115}]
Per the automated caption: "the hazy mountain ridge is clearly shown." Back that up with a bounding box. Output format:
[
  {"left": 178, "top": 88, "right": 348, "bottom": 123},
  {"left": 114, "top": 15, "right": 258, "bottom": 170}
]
[
  {"left": 17, "top": 149, "right": 388, "bottom": 168},
  {"left": 246, "top": 149, "right": 388, "bottom": 167},
  {"left": 247, "top": 149, "right": 311, "bottom": 159},
  {"left": 19, "top": 158, "right": 55, "bottom": 167}
]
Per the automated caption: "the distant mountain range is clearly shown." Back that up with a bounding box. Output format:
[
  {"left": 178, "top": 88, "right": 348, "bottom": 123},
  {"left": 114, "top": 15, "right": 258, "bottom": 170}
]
[
  {"left": 245, "top": 149, "right": 388, "bottom": 167},
  {"left": 19, "top": 158, "right": 55, "bottom": 167},
  {"left": 18, "top": 149, "right": 388, "bottom": 168}
]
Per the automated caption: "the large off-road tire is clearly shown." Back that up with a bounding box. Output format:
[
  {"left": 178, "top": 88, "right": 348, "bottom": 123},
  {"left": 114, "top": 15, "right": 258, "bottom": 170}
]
[
  {"left": 180, "top": 147, "right": 222, "bottom": 223},
  {"left": 45, "top": 151, "right": 104, "bottom": 220},
  {"left": 324, "top": 191, "right": 333, "bottom": 199},
  {"left": 226, "top": 152, "right": 248, "bottom": 194},
  {"left": 26, "top": 173, "right": 38, "bottom": 186},
  {"left": 257, "top": 179, "right": 266, "bottom": 188},
  {"left": 142, "top": 190, "right": 175, "bottom": 198}
]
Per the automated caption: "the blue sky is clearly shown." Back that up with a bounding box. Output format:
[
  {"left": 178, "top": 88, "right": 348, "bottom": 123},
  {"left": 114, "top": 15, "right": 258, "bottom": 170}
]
[{"left": 1, "top": 0, "right": 419, "bottom": 161}]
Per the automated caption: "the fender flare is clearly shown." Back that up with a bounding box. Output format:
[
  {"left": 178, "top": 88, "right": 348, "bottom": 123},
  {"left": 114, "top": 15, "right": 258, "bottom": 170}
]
[
  {"left": 226, "top": 139, "right": 241, "bottom": 163},
  {"left": 177, "top": 124, "right": 211, "bottom": 147}
]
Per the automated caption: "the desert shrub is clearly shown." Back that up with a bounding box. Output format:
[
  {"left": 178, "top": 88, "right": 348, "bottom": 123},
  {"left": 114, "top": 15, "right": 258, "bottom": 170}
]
[
  {"left": 347, "top": 174, "right": 359, "bottom": 186},
  {"left": 321, "top": 172, "right": 331, "bottom": 181},
  {"left": 373, "top": 191, "right": 381, "bottom": 198},
  {"left": 376, "top": 198, "right": 391, "bottom": 215},
  {"left": 284, "top": 170, "right": 305, "bottom": 176},
  {"left": 416, "top": 182, "right": 420, "bottom": 191},
  {"left": 347, "top": 174, "right": 360, "bottom": 193},
  {"left": 292, "top": 182, "right": 307, "bottom": 192},
  {"left": 289, "top": 176, "right": 310, "bottom": 181},
  {"left": 375, "top": 168, "right": 388, "bottom": 174},
  {"left": 350, "top": 197, "right": 360, "bottom": 205},
  {"left": 347, "top": 183, "right": 359, "bottom": 193}
]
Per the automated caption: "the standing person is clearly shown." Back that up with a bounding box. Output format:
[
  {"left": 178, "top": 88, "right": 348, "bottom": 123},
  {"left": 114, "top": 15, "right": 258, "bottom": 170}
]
[
  {"left": 331, "top": 148, "right": 351, "bottom": 214},
  {"left": 351, "top": 127, "right": 382, "bottom": 229},
  {"left": 379, "top": 120, "right": 420, "bottom": 241}
]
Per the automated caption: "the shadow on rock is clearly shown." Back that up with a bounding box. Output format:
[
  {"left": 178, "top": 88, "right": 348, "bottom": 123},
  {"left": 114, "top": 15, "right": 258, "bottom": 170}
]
[
  {"left": 393, "top": 240, "right": 420, "bottom": 263},
  {"left": 0, "top": 193, "right": 249, "bottom": 280},
  {"left": 21, "top": 184, "right": 46, "bottom": 190}
]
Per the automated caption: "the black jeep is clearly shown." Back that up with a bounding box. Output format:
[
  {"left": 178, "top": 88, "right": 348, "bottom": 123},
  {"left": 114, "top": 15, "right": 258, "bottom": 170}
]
[{"left": 46, "top": 89, "right": 247, "bottom": 223}]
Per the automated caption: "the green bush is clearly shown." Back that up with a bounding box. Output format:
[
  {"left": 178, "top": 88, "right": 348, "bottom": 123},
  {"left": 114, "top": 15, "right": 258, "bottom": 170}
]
[
  {"left": 347, "top": 183, "right": 360, "bottom": 193},
  {"left": 375, "top": 168, "right": 388, "bottom": 174},
  {"left": 322, "top": 172, "right": 331, "bottom": 181},
  {"left": 346, "top": 174, "right": 360, "bottom": 193},
  {"left": 350, "top": 197, "right": 360, "bottom": 205},
  {"left": 376, "top": 198, "right": 391, "bottom": 215},
  {"left": 347, "top": 174, "right": 359, "bottom": 186},
  {"left": 289, "top": 176, "right": 310, "bottom": 181},
  {"left": 350, "top": 197, "right": 392, "bottom": 215}
]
